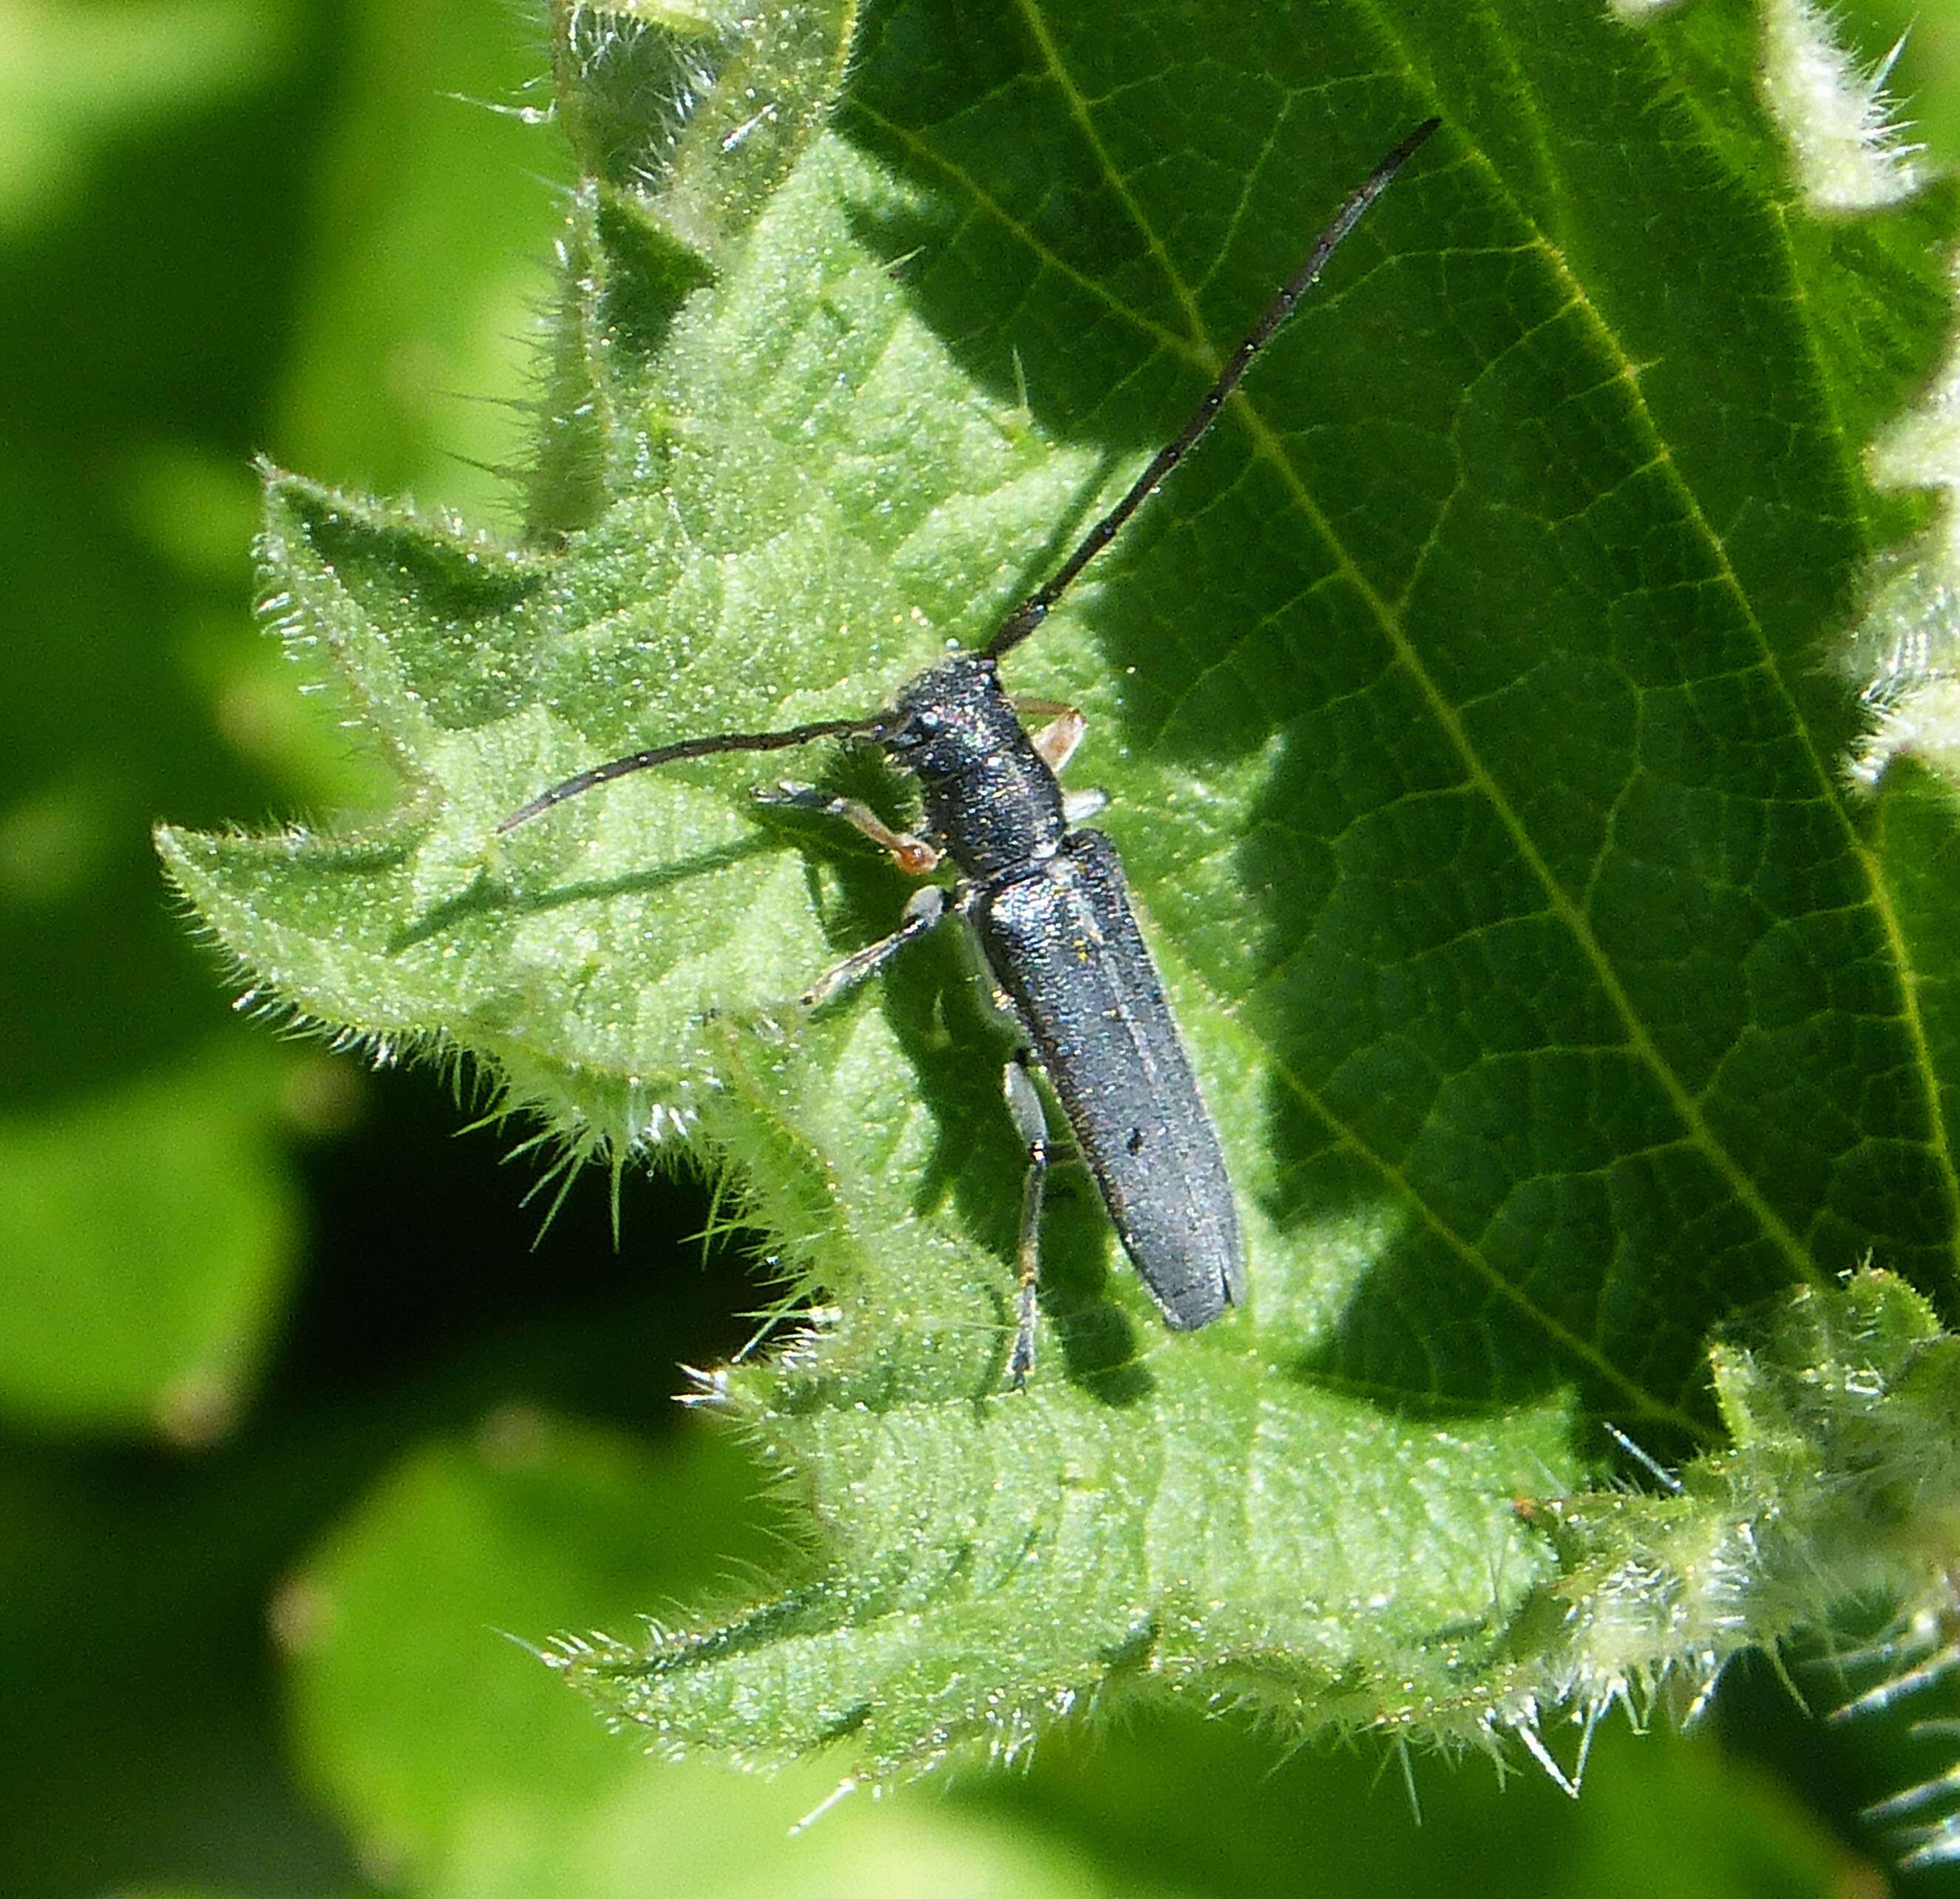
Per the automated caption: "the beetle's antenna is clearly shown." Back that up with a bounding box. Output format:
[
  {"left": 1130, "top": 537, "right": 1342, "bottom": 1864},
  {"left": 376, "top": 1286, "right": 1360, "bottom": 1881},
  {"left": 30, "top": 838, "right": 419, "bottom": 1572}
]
[
  {"left": 498, "top": 714, "right": 881, "bottom": 833},
  {"left": 501, "top": 120, "right": 1439, "bottom": 835},
  {"left": 984, "top": 115, "right": 1441, "bottom": 662}
]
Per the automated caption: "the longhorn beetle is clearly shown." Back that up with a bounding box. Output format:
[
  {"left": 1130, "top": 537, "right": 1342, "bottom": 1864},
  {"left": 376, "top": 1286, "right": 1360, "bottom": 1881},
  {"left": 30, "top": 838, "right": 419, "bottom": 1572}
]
[{"left": 501, "top": 118, "right": 1442, "bottom": 1384}]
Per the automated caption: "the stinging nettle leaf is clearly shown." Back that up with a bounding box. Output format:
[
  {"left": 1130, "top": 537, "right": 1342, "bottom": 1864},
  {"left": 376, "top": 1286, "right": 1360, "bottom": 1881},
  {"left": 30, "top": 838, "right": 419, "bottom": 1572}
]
[{"left": 160, "top": 0, "right": 1960, "bottom": 1799}]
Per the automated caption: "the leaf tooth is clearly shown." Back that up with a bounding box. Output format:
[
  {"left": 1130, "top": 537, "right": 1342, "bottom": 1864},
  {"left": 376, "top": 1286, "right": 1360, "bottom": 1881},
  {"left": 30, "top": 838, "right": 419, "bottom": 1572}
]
[{"left": 257, "top": 468, "right": 546, "bottom": 769}]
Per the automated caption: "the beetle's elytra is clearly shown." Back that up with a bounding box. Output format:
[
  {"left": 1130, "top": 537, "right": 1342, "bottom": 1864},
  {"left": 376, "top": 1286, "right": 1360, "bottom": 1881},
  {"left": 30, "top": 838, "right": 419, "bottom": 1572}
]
[{"left": 502, "top": 119, "right": 1442, "bottom": 1382}]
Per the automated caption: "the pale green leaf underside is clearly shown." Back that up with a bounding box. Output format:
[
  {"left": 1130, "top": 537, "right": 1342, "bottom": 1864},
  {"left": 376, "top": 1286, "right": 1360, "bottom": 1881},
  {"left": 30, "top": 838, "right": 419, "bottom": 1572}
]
[{"left": 160, "top": 0, "right": 1960, "bottom": 1781}]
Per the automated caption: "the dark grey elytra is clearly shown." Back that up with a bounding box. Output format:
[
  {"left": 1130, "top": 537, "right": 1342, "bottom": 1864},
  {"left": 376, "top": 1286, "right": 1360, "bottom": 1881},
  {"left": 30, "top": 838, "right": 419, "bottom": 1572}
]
[{"left": 501, "top": 118, "right": 1442, "bottom": 1383}]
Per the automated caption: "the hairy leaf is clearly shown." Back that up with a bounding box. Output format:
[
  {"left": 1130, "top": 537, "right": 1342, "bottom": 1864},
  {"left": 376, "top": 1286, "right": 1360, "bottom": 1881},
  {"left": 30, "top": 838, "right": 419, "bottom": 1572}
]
[{"left": 160, "top": 0, "right": 1960, "bottom": 1788}]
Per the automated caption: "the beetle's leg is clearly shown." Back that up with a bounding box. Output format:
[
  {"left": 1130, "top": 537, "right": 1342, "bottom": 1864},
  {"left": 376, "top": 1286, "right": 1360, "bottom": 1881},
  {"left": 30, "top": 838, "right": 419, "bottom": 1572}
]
[
  {"left": 755, "top": 781, "right": 940, "bottom": 874},
  {"left": 801, "top": 884, "right": 948, "bottom": 1008},
  {"left": 1003, "top": 1054, "right": 1051, "bottom": 1388},
  {"left": 1020, "top": 709, "right": 1105, "bottom": 822},
  {"left": 1024, "top": 707, "right": 1086, "bottom": 776}
]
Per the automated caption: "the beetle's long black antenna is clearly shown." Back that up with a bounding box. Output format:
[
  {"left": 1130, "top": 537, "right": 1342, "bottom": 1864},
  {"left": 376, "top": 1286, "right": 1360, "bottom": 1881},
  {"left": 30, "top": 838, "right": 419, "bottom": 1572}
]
[
  {"left": 498, "top": 714, "right": 881, "bottom": 833},
  {"left": 501, "top": 120, "right": 1439, "bottom": 835},
  {"left": 984, "top": 115, "right": 1440, "bottom": 663}
]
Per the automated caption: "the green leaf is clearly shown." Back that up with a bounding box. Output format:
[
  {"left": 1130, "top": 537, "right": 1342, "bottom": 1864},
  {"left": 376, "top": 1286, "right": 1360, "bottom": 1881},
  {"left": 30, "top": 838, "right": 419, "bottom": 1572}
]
[
  {"left": 281, "top": 1414, "right": 787, "bottom": 1872},
  {"left": 271, "top": 0, "right": 566, "bottom": 524},
  {"left": 281, "top": 1409, "right": 1128, "bottom": 1899},
  {"left": 160, "top": 0, "right": 1960, "bottom": 1790},
  {"left": 0, "top": 1049, "right": 302, "bottom": 1441},
  {"left": 0, "top": 0, "right": 296, "bottom": 239}
]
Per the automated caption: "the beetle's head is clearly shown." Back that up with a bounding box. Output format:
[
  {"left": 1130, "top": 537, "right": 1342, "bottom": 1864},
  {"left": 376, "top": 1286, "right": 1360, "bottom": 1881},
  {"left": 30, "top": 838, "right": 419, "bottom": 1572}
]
[{"left": 878, "top": 653, "right": 1014, "bottom": 785}]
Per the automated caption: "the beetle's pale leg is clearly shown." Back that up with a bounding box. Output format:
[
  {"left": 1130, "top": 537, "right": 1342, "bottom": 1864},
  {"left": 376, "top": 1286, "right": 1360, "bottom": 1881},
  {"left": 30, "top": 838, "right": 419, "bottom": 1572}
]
[
  {"left": 1003, "top": 1055, "right": 1051, "bottom": 1387},
  {"left": 756, "top": 781, "right": 940, "bottom": 874},
  {"left": 1027, "top": 708, "right": 1086, "bottom": 776},
  {"left": 801, "top": 884, "right": 947, "bottom": 1007}
]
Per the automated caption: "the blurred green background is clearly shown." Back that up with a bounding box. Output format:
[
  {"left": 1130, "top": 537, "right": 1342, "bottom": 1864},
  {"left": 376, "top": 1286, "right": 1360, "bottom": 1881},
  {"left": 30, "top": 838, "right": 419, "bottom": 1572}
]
[{"left": 4, "top": 1, "right": 1959, "bottom": 1894}]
